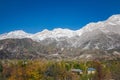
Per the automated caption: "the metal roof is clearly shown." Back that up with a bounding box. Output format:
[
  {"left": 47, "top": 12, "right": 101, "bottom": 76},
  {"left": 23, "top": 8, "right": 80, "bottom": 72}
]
[{"left": 88, "top": 68, "right": 96, "bottom": 71}]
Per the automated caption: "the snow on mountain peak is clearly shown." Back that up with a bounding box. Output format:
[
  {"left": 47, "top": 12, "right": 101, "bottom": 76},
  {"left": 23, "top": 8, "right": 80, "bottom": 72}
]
[
  {"left": 31, "top": 28, "right": 77, "bottom": 41},
  {"left": 52, "top": 28, "right": 76, "bottom": 38},
  {"left": 0, "top": 30, "right": 32, "bottom": 40},
  {"left": 0, "top": 14, "right": 120, "bottom": 41},
  {"left": 108, "top": 14, "right": 120, "bottom": 21},
  {"left": 106, "top": 14, "right": 120, "bottom": 26},
  {"left": 82, "top": 21, "right": 104, "bottom": 31},
  {"left": 77, "top": 14, "right": 120, "bottom": 34}
]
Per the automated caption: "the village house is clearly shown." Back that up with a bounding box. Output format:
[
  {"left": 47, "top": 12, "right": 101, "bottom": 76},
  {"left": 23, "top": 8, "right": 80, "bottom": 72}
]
[
  {"left": 71, "top": 67, "right": 96, "bottom": 75},
  {"left": 71, "top": 69, "right": 83, "bottom": 74},
  {"left": 87, "top": 68, "right": 96, "bottom": 74}
]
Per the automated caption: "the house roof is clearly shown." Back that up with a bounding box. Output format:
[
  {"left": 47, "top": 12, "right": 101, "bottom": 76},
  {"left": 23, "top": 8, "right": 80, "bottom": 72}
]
[
  {"left": 71, "top": 69, "right": 82, "bottom": 72},
  {"left": 88, "top": 68, "right": 96, "bottom": 71}
]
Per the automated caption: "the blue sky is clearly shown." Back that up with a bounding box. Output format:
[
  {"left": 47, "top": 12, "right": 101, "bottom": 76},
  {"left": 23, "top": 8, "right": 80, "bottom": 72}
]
[{"left": 0, "top": 0, "right": 120, "bottom": 34}]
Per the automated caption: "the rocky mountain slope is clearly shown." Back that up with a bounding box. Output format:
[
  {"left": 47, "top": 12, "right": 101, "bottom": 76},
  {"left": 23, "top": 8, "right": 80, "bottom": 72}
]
[{"left": 0, "top": 14, "right": 120, "bottom": 60}]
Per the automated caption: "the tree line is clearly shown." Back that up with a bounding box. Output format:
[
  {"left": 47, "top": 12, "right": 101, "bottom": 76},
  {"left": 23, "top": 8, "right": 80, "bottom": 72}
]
[{"left": 0, "top": 59, "right": 119, "bottom": 80}]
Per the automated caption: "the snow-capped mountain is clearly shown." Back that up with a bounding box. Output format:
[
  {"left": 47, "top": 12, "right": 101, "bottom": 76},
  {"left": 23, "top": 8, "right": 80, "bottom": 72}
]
[
  {"left": 31, "top": 28, "right": 77, "bottom": 41},
  {"left": 0, "top": 30, "right": 32, "bottom": 40},
  {"left": 0, "top": 14, "right": 120, "bottom": 60},
  {"left": 77, "top": 14, "right": 120, "bottom": 34},
  {"left": 1, "top": 14, "right": 120, "bottom": 41},
  {"left": 0, "top": 14, "right": 120, "bottom": 50}
]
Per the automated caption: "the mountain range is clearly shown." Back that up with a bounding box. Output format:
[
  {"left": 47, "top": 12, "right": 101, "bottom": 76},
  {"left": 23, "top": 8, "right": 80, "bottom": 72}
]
[{"left": 0, "top": 14, "right": 120, "bottom": 60}]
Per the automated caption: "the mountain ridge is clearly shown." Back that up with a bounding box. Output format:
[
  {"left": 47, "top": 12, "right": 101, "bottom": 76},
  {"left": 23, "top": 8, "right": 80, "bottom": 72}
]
[
  {"left": 0, "top": 14, "right": 120, "bottom": 41},
  {"left": 0, "top": 14, "right": 120, "bottom": 60}
]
